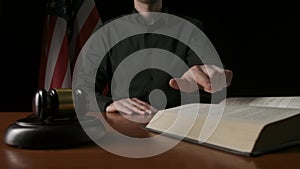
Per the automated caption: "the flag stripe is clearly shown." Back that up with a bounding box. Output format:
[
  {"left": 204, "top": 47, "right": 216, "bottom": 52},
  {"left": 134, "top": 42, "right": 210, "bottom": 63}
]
[
  {"left": 69, "top": 0, "right": 95, "bottom": 64},
  {"left": 75, "top": 0, "right": 95, "bottom": 31},
  {"left": 103, "top": 83, "right": 110, "bottom": 96},
  {"left": 62, "top": 63, "right": 72, "bottom": 88},
  {"left": 44, "top": 17, "right": 67, "bottom": 90},
  {"left": 39, "top": 0, "right": 101, "bottom": 90},
  {"left": 72, "top": 6, "right": 100, "bottom": 69},
  {"left": 39, "top": 16, "right": 57, "bottom": 88},
  {"left": 69, "top": 0, "right": 101, "bottom": 70},
  {"left": 50, "top": 31, "right": 70, "bottom": 88}
]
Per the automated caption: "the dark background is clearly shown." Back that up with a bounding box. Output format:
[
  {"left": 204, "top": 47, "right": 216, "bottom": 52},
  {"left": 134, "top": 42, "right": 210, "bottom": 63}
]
[{"left": 0, "top": 0, "right": 299, "bottom": 111}]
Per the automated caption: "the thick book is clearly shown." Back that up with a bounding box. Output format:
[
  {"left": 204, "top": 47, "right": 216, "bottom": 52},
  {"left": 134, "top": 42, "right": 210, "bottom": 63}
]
[{"left": 145, "top": 96, "right": 300, "bottom": 156}]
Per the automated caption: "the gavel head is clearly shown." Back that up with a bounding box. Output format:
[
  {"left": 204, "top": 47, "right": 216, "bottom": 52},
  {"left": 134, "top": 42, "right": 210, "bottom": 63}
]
[{"left": 32, "top": 88, "right": 75, "bottom": 120}]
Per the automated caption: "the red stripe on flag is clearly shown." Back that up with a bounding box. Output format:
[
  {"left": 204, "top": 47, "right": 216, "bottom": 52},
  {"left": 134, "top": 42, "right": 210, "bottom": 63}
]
[
  {"left": 39, "top": 1, "right": 102, "bottom": 90},
  {"left": 102, "top": 82, "right": 110, "bottom": 96},
  {"left": 71, "top": 6, "right": 100, "bottom": 70},
  {"left": 50, "top": 32, "right": 70, "bottom": 88},
  {"left": 39, "top": 16, "right": 58, "bottom": 88}
]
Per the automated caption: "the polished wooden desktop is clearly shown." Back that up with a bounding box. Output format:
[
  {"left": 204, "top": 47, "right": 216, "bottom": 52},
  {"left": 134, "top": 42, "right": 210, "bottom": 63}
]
[{"left": 1, "top": 112, "right": 299, "bottom": 169}]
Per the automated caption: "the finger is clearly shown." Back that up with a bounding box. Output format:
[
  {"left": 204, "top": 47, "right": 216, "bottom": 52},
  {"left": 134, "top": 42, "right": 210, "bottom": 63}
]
[
  {"left": 206, "top": 65, "right": 233, "bottom": 92},
  {"left": 119, "top": 99, "right": 147, "bottom": 115},
  {"left": 106, "top": 103, "right": 118, "bottom": 113},
  {"left": 169, "top": 78, "right": 180, "bottom": 90},
  {"left": 131, "top": 98, "right": 157, "bottom": 114},
  {"left": 190, "top": 66, "right": 211, "bottom": 90},
  {"left": 113, "top": 101, "right": 134, "bottom": 114},
  {"left": 127, "top": 99, "right": 148, "bottom": 110},
  {"left": 169, "top": 78, "right": 199, "bottom": 93},
  {"left": 126, "top": 99, "right": 149, "bottom": 114},
  {"left": 201, "top": 65, "right": 227, "bottom": 93},
  {"left": 207, "top": 72, "right": 225, "bottom": 93},
  {"left": 225, "top": 69, "right": 233, "bottom": 87}
]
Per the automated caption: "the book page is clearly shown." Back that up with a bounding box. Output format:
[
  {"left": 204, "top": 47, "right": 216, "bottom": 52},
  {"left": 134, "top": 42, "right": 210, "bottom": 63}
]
[
  {"left": 222, "top": 105, "right": 300, "bottom": 124},
  {"left": 225, "top": 97, "right": 300, "bottom": 109},
  {"left": 146, "top": 103, "right": 300, "bottom": 153}
]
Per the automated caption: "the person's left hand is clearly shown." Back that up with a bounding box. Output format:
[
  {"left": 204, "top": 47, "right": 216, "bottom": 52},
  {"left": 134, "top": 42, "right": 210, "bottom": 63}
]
[
  {"left": 169, "top": 65, "right": 233, "bottom": 93},
  {"left": 106, "top": 98, "right": 157, "bottom": 115}
]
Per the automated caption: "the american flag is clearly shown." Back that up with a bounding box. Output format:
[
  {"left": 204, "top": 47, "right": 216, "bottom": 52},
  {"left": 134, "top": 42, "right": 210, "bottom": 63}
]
[{"left": 39, "top": 0, "right": 101, "bottom": 90}]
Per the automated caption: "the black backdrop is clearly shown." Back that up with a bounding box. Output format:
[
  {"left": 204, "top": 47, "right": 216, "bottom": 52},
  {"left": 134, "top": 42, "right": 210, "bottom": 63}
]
[{"left": 0, "top": 0, "right": 299, "bottom": 111}]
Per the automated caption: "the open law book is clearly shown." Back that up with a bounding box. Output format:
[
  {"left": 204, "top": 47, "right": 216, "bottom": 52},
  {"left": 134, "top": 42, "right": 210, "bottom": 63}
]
[{"left": 145, "top": 97, "right": 300, "bottom": 156}]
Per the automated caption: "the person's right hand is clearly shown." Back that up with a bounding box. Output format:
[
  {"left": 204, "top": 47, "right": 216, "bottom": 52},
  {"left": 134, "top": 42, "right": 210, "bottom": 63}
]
[
  {"left": 169, "top": 64, "right": 233, "bottom": 93},
  {"left": 106, "top": 98, "right": 157, "bottom": 115}
]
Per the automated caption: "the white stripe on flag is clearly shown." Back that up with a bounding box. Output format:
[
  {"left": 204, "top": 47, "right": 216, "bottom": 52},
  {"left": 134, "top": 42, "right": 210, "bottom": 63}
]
[
  {"left": 61, "top": 62, "right": 72, "bottom": 88},
  {"left": 44, "top": 17, "right": 67, "bottom": 90},
  {"left": 69, "top": 0, "right": 96, "bottom": 61}
]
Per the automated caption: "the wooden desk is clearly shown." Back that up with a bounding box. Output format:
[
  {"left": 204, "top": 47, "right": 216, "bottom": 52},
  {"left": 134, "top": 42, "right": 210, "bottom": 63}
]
[{"left": 1, "top": 112, "right": 299, "bottom": 169}]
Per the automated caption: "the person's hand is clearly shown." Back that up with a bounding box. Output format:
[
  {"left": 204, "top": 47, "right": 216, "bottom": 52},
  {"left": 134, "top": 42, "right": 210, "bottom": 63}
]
[
  {"left": 106, "top": 98, "right": 157, "bottom": 115},
  {"left": 169, "top": 65, "right": 233, "bottom": 93}
]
